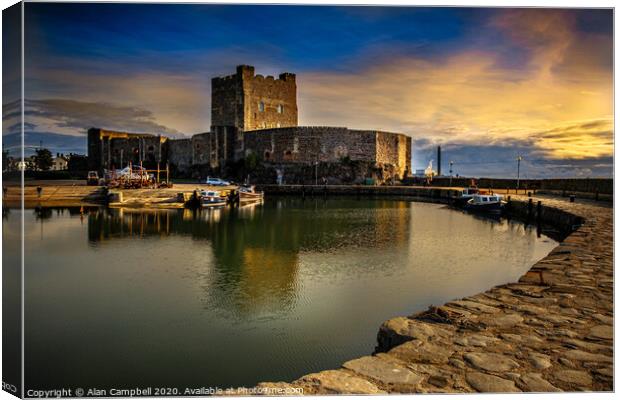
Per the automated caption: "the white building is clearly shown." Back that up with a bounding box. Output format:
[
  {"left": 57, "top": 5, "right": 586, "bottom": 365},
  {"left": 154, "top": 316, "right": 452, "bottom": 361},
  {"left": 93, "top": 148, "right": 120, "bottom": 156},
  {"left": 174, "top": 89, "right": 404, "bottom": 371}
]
[{"left": 51, "top": 156, "right": 68, "bottom": 171}]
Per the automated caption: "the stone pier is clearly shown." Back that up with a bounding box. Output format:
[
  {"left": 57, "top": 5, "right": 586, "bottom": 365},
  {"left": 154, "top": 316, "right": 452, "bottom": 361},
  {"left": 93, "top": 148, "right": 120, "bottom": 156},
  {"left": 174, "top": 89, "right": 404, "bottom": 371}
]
[{"left": 255, "top": 195, "right": 613, "bottom": 393}]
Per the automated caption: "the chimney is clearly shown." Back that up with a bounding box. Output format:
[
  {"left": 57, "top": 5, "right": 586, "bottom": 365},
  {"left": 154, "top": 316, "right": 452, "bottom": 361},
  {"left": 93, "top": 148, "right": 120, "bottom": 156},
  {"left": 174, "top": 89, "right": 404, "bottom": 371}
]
[{"left": 437, "top": 146, "right": 442, "bottom": 176}]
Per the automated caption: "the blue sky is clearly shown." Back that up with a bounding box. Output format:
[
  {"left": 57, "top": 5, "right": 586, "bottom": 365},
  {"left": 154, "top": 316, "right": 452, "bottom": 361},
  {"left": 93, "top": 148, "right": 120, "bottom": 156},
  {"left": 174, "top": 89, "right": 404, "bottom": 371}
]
[{"left": 2, "top": 3, "right": 613, "bottom": 177}]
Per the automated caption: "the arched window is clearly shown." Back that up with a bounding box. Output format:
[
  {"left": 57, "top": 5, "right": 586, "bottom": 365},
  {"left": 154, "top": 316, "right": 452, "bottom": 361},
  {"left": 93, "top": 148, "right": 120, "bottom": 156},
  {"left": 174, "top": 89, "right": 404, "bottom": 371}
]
[
  {"left": 264, "top": 151, "right": 271, "bottom": 160},
  {"left": 258, "top": 102, "right": 265, "bottom": 112},
  {"left": 277, "top": 104, "right": 283, "bottom": 113}
]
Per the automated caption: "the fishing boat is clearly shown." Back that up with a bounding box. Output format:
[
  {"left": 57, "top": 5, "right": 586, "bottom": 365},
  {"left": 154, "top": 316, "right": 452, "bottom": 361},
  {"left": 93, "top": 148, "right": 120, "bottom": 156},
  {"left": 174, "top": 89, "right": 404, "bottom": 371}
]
[
  {"left": 238, "top": 185, "right": 264, "bottom": 202},
  {"left": 465, "top": 194, "right": 504, "bottom": 213},
  {"left": 200, "top": 190, "right": 227, "bottom": 207},
  {"left": 451, "top": 186, "right": 480, "bottom": 206}
]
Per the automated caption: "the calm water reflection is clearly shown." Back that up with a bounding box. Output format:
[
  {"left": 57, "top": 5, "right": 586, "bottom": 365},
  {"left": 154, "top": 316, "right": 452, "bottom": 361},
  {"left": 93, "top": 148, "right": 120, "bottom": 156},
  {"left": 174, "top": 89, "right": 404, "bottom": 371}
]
[{"left": 8, "top": 198, "right": 557, "bottom": 390}]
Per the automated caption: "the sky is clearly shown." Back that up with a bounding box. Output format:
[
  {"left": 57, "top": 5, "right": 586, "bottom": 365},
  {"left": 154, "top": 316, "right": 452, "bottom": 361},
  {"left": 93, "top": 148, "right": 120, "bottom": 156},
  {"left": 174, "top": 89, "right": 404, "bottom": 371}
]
[{"left": 2, "top": 3, "right": 614, "bottom": 178}]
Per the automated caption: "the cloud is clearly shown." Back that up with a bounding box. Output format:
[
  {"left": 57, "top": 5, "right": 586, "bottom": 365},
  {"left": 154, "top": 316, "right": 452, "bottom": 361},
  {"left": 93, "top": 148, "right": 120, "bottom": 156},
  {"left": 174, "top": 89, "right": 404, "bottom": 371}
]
[
  {"left": 3, "top": 131, "right": 87, "bottom": 156},
  {"left": 412, "top": 138, "right": 612, "bottom": 178},
  {"left": 297, "top": 10, "right": 612, "bottom": 172},
  {"left": 25, "top": 64, "right": 213, "bottom": 135},
  {"left": 3, "top": 98, "right": 184, "bottom": 138}
]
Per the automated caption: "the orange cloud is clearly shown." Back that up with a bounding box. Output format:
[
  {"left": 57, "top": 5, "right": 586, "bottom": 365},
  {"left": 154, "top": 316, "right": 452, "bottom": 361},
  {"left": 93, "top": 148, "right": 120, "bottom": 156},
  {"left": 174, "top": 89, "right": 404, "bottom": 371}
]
[{"left": 298, "top": 11, "right": 612, "bottom": 161}]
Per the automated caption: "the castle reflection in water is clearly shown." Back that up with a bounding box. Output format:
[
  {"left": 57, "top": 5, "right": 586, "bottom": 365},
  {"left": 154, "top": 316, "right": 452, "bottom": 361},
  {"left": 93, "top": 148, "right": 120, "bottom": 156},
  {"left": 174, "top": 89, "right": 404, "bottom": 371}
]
[{"left": 79, "top": 198, "right": 412, "bottom": 315}]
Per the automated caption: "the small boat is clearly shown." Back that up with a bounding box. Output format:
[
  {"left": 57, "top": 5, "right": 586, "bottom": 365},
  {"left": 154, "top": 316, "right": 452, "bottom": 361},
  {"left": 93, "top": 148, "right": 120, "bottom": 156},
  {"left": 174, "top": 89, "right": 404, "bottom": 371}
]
[
  {"left": 451, "top": 186, "right": 480, "bottom": 206},
  {"left": 200, "top": 190, "right": 227, "bottom": 207},
  {"left": 238, "top": 185, "right": 264, "bottom": 202},
  {"left": 466, "top": 194, "right": 504, "bottom": 213}
]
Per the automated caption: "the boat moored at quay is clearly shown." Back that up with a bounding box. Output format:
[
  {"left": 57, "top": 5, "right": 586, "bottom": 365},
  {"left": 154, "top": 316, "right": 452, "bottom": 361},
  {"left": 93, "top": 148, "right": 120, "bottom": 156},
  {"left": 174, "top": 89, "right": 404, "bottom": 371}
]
[{"left": 465, "top": 193, "right": 505, "bottom": 214}]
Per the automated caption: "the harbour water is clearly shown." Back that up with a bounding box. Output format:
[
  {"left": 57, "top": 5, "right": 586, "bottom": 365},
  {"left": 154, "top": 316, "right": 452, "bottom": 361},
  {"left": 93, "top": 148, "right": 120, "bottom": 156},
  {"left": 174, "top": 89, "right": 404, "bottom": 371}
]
[{"left": 5, "top": 198, "right": 558, "bottom": 391}]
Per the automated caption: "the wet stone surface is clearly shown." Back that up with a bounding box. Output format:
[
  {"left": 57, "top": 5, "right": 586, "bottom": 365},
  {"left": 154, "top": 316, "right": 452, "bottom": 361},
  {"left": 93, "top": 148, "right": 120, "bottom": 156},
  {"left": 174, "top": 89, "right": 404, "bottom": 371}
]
[{"left": 255, "top": 196, "right": 613, "bottom": 393}]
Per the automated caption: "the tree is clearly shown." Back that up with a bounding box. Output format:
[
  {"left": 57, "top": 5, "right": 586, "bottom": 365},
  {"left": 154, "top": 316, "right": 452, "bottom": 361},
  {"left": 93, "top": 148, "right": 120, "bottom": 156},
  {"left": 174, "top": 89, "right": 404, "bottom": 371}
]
[
  {"left": 67, "top": 154, "right": 88, "bottom": 172},
  {"left": 34, "top": 148, "right": 53, "bottom": 171}
]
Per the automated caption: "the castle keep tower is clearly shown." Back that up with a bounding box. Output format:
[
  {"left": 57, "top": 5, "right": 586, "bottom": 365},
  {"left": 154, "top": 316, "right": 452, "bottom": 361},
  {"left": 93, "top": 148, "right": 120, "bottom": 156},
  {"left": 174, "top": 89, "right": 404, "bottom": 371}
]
[{"left": 211, "top": 65, "right": 298, "bottom": 164}]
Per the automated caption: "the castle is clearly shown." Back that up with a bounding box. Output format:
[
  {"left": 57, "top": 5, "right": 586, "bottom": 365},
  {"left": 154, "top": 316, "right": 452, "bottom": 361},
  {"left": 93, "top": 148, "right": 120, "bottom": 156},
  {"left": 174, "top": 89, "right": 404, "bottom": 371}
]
[{"left": 88, "top": 65, "right": 411, "bottom": 182}]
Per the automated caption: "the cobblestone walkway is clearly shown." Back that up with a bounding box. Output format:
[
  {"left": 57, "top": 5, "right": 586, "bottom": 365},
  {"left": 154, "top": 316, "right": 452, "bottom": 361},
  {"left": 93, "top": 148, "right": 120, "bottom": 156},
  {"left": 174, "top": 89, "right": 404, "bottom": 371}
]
[{"left": 257, "top": 196, "right": 613, "bottom": 393}]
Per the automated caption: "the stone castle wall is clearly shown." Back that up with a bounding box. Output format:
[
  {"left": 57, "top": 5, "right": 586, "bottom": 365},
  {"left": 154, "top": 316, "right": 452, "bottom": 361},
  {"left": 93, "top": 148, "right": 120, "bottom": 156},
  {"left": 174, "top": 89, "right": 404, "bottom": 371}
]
[
  {"left": 168, "top": 138, "right": 192, "bottom": 172},
  {"left": 242, "top": 68, "right": 297, "bottom": 131},
  {"left": 87, "top": 128, "right": 167, "bottom": 170},
  {"left": 243, "top": 127, "right": 411, "bottom": 179},
  {"left": 244, "top": 127, "right": 377, "bottom": 164},
  {"left": 376, "top": 132, "right": 412, "bottom": 177},
  {"left": 211, "top": 65, "right": 297, "bottom": 132},
  {"left": 211, "top": 70, "right": 244, "bottom": 129}
]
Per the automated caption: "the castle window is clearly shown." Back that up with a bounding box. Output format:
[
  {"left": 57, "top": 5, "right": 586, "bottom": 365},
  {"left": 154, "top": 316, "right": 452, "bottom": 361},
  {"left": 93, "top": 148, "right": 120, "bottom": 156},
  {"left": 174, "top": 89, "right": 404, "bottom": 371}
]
[
  {"left": 264, "top": 151, "right": 271, "bottom": 160},
  {"left": 283, "top": 150, "right": 293, "bottom": 161},
  {"left": 277, "top": 104, "right": 283, "bottom": 113},
  {"left": 258, "top": 101, "right": 265, "bottom": 112}
]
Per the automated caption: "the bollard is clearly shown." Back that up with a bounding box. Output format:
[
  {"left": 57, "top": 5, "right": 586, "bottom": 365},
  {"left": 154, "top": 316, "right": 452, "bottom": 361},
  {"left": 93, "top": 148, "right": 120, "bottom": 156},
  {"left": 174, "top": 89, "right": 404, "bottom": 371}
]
[
  {"left": 537, "top": 201, "right": 542, "bottom": 222},
  {"left": 569, "top": 194, "right": 575, "bottom": 203},
  {"left": 595, "top": 191, "right": 599, "bottom": 201},
  {"left": 528, "top": 198, "right": 533, "bottom": 220},
  {"left": 527, "top": 191, "right": 532, "bottom": 197}
]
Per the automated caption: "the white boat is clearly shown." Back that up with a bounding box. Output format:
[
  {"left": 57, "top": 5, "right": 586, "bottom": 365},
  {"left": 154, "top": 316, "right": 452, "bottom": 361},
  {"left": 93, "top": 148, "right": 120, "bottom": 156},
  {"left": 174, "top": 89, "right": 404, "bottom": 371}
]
[
  {"left": 200, "top": 190, "right": 227, "bottom": 207},
  {"left": 452, "top": 186, "right": 479, "bottom": 205},
  {"left": 238, "top": 185, "right": 264, "bottom": 202},
  {"left": 466, "top": 194, "right": 504, "bottom": 213}
]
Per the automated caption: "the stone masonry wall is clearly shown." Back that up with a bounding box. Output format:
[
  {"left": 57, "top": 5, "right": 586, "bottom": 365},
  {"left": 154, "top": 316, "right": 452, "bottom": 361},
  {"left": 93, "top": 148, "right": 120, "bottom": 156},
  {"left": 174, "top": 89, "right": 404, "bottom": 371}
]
[
  {"left": 244, "top": 127, "right": 410, "bottom": 179},
  {"left": 243, "top": 69, "right": 297, "bottom": 131},
  {"left": 211, "top": 65, "right": 297, "bottom": 132},
  {"left": 87, "top": 128, "right": 168, "bottom": 171},
  {"left": 376, "top": 132, "right": 412, "bottom": 178},
  {"left": 191, "top": 132, "right": 214, "bottom": 166},
  {"left": 244, "top": 127, "right": 377, "bottom": 164},
  {"left": 168, "top": 138, "right": 192, "bottom": 172},
  {"left": 211, "top": 68, "right": 244, "bottom": 129}
]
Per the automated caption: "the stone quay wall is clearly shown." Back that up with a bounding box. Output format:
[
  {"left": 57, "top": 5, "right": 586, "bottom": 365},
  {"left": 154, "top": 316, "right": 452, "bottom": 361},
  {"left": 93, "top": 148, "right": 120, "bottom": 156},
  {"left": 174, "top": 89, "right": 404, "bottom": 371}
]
[
  {"left": 252, "top": 189, "right": 613, "bottom": 394},
  {"left": 422, "top": 177, "right": 613, "bottom": 195}
]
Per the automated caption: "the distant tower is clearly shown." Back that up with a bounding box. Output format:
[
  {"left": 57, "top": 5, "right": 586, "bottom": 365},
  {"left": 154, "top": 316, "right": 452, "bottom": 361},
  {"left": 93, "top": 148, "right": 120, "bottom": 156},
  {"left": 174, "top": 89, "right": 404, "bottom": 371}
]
[{"left": 437, "top": 146, "right": 442, "bottom": 176}]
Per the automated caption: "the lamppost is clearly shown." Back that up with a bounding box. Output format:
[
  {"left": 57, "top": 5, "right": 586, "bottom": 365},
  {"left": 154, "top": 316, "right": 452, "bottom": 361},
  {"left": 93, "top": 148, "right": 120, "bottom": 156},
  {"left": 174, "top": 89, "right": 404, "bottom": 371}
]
[
  {"left": 516, "top": 156, "right": 523, "bottom": 192},
  {"left": 449, "top": 161, "right": 454, "bottom": 187},
  {"left": 315, "top": 160, "right": 318, "bottom": 185}
]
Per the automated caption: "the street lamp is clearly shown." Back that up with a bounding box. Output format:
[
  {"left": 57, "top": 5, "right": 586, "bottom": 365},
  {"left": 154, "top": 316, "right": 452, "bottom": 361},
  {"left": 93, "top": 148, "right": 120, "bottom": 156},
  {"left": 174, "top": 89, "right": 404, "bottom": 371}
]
[
  {"left": 516, "top": 156, "right": 523, "bottom": 192},
  {"left": 315, "top": 160, "right": 318, "bottom": 185}
]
